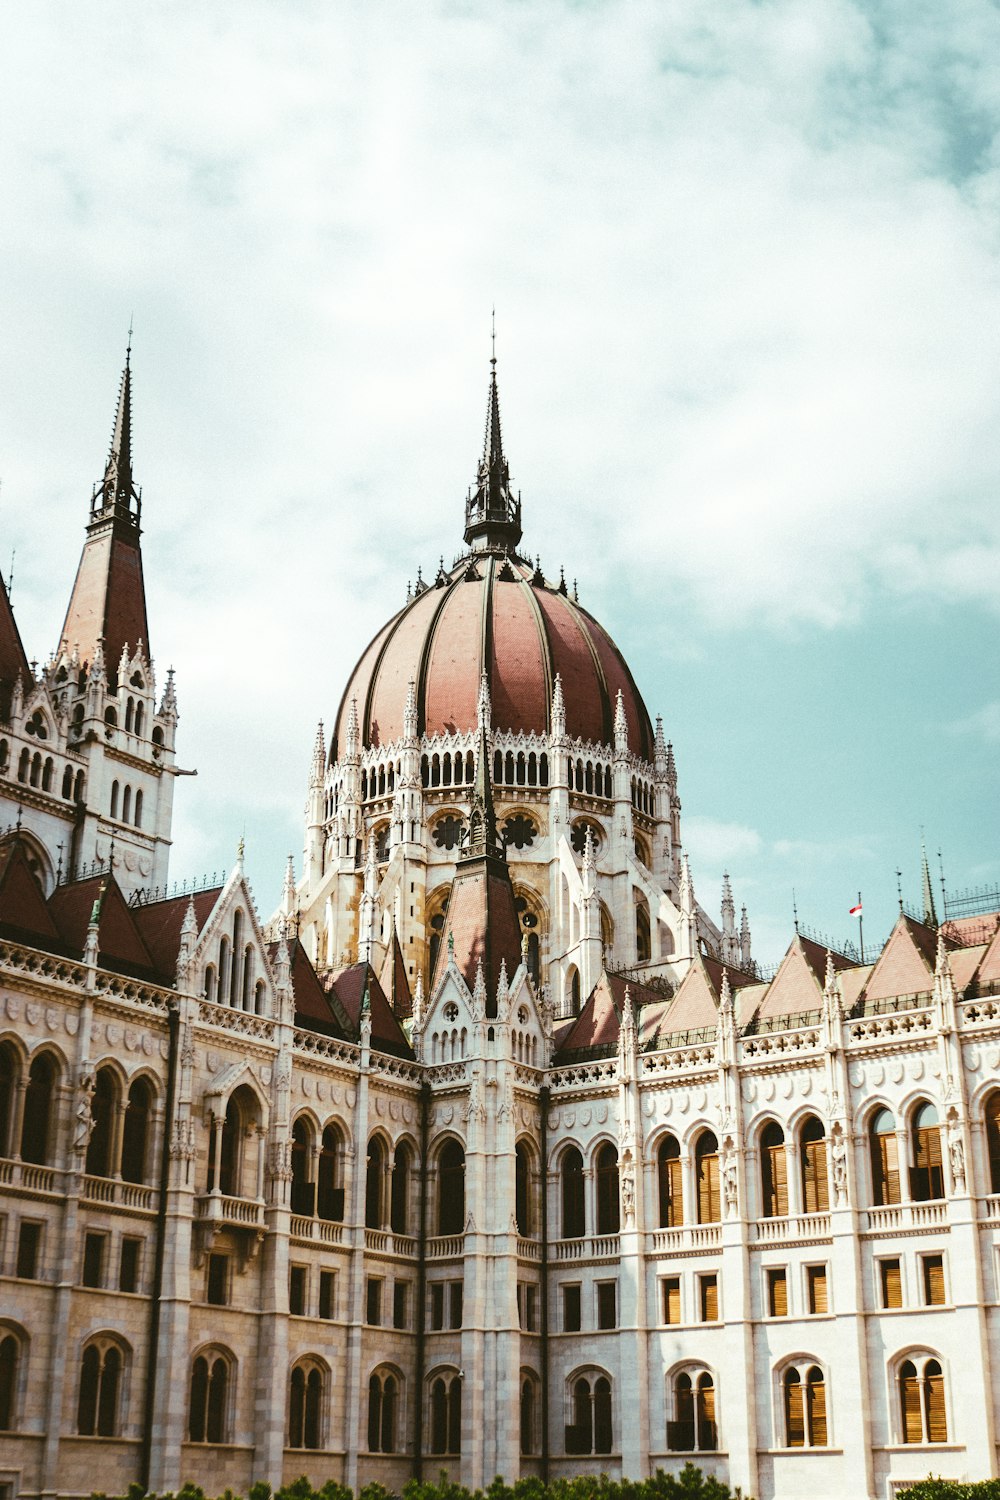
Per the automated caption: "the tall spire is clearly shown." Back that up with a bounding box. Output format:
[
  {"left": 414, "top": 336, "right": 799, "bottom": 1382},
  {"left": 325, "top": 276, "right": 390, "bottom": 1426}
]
[
  {"left": 59, "top": 344, "right": 150, "bottom": 679},
  {"left": 921, "top": 841, "right": 938, "bottom": 927},
  {"left": 465, "top": 716, "right": 502, "bottom": 860},
  {"left": 463, "top": 339, "right": 523, "bottom": 553}
]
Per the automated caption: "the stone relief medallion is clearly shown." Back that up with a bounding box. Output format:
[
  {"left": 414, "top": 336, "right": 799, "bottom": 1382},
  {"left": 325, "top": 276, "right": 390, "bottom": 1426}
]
[
  {"left": 27, "top": 1002, "right": 40, "bottom": 1026},
  {"left": 159, "top": 1038, "right": 170, "bottom": 1060},
  {"left": 125, "top": 1027, "right": 139, "bottom": 1052},
  {"left": 801, "top": 1075, "right": 812, "bottom": 1096},
  {"left": 124, "top": 850, "right": 137, "bottom": 872},
  {"left": 441, "top": 1105, "right": 453, "bottom": 1125},
  {"left": 107, "top": 1023, "right": 122, "bottom": 1047},
  {"left": 781, "top": 1076, "right": 793, "bottom": 1099},
  {"left": 5, "top": 996, "right": 19, "bottom": 1020},
  {"left": 642, "top": 1096, "right": 654, "bottom": 1117},
  {"left": 580, "top": 1106, "right": 592, "bottom": 1127},
  {"left": 596, "top": 1104, "right": 607, "bottom": 1124},
  {"left": 207, "top": 1051, "right": 220, "bottom": 1073},
  {"left": 764, "top": 1079, "right": 776, "bottom": 1102},
  {"left": 403, "top": 1104, "right": 413, "bottom": 1124},
  {"left": 910, "top": 1057, "right": 924, "bottom": 1080},
  {"left": 346, "top": 1089, "right": 356, "bottom": 1109},
  {"left": 742, "top": 1080, "right": 755, "bottom": 1102},
  {"left": 678, "top": 1093, "right": 690, "bottom": 1114},
  {"left": 849, "top": 1064, "right": 864, "bottom": 1088},
  {"left": 390, "top": 1099, "right": 400, "bottom": 1121},
  {"left": 65, "top": 1013, "right": 79, "bottom": 1035},
  {"left": 139, "top": 857, "right": 152, "bottom": 878},
  {"left": 966, "top": 1047, "right": 981, "bottom": 1073},
  {"left": 141, "top": 1031, "right": 153, "bottom": 1054},
  {"left": 564, "top": 1111, "right": 575, "bottom": 1129},
  {"left": 374, "top": 1096, "right": 385, "bottom": 1117},
  {"left": 301, "top": 1076, "right": 313, "bottom": 1097},
  {"left": 871, "top": 1063, "right": 884, "bottom": 1088},
  {"left": 695, "top": 1088, "right": 707, "bottom": 1112},
  {"left": 548, "top": 1110, "right": 559, "bottom": 1129},
  {"left": 46, "top": 1007, "right": 59, "bottom": 1031},
  {"left": 890, "top": 1061, "right": 904, "bottom": 1085},
  {"left": 988, "top": 1047, "right": 1000, "bottom": 1072}
]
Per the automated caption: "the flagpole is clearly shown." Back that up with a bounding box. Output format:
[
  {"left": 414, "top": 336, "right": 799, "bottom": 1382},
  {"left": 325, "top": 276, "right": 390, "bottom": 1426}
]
[{"left": 857, "top": 890, "right": 864, "bottom": 965}]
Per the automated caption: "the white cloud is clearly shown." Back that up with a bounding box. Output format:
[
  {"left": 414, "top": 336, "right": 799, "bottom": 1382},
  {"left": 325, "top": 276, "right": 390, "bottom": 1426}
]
[{"left": 949, "top": 702, "right": 1000, "bottom": 742}]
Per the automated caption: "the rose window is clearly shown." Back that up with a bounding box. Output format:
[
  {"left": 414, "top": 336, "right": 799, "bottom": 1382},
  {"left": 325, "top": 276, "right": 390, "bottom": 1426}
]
[
  {"left": 433, "top": 815, "right": 466, "bottom": 851},
  {"left": 502, "top": 814, "right": 536, "bottom": 850}
]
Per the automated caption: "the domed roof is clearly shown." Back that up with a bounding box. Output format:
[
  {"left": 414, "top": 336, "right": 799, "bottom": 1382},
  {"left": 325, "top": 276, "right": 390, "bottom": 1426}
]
[{"left": 331, "top": 359, "right": 655, "bottom": 764}]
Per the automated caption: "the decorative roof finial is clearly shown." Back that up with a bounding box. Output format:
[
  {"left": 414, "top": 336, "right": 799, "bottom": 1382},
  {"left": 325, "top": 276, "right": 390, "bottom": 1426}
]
[
  {"left": 921, "top": 838, "right": 938, "bottom": 927},
  {"left": 551, "top": 672, "right": 566, "bottom": 740},
  {"left": 464, "top": 333, "right": 522, "bottom": 553}
]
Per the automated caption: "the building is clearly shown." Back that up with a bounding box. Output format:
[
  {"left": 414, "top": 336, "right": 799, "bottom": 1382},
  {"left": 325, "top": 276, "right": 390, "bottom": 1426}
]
[{"left": 1, "top": 347, "right": 1000, "bottom": 1500}]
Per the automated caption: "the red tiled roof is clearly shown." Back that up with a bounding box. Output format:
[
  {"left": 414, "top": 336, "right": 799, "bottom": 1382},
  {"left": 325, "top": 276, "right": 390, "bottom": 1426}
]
[
  {"left": 432, "top": 856, "right": 524, "bottom": 1013},
  {"left": 0, "top": 574, "right": 30, "bottom": 720},
  {"left": 49, "top": 874, "right": 158, "bottom": 976},
  {"left": 378, "top": 932, "right": 413, "bottom": 1018},
  {"left": 861, "top": 915, "right": 950, "bottom": 1004},
  {"left": 552, "top": 970, "right": 668, "bottom": 1057},
  {"left": 59, "top": 523, "right": 150, "bottom": 681},
  {"left": 0, "top": 838, "right": 62, "bottom": 943},
  {"left": 326, "top": 963, "right": 413, "bottom": 1058},
  {"left": 132, "top": 887, "right": 223, "bottom": 976},
  {"left": 332, "top": 553, "right": 654, "bottom": 759}
]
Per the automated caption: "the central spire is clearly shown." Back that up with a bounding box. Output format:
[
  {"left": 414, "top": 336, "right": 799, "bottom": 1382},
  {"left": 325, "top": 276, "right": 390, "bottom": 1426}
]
[
  {"left": 463, "top": 338, "right": 523, "bottom": 554},
  {"left": 93, "top": 339, "right": 141, "bottom": 529}
]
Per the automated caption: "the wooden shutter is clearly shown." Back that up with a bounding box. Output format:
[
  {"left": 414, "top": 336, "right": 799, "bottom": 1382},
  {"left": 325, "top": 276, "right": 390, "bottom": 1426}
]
[
  {"left": 768, "top": 1144, "right": 789, "bottom": 1217},
  {"left": 697, "top": 1377, "right": 717, "bottom": 1451},
  {"left": 879, "top": 1132, "right": 901, "bottom": 1205},
  {"left": 807, "top": 1371, "right": 827, "bottom": 1447},
  {"left": 661, "top": 1153, "right": 682, "bottom": 1227},
  {"left": 900, "top": 1367, "right": 922, "bottom": 1443},
  {"left": 803, "top": 1139, "right": 829, "bottom": 1212},
  {"left": 768, "top": 1269, "right": 787, "bottom": 1317},
  {"left": 700, "top": 1275, "right": 718, "bottom": 1321},
  {"left": 923, "top": 1256, "right": 945, "bottom": 1307},
  {"left": 925, "top": 1366, "right": 947, "bottom": 1443},
  {"left": 808, "top": 1265, "right": 828, "bottom": 1314},
  {"left": 987, "top": 1094, "right": 1000, "bottom": 1193},
  {"left": 664, "top": 1278, "right": 680, "bottom": 1325},
  {"left": 881, "top": 1259, "right": 902, "bottom": 1309},
  {"left": 785, "top": 1373, "right": 804, "bottom": 1447},
  {"left": 699, "top": 1153, "right": 720, "bottom": 1224}
]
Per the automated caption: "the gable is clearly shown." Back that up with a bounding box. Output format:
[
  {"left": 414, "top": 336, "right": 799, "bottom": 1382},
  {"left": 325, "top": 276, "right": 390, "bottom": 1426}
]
[
  {"left": 0, "top": 839, "right": 61, "bottom": 943},
  {"left": 49, "top": 875, "right": 157, "bottom": 977},
  {"left": 863, "top": 919, "right": 938, "bottom": 1003}
]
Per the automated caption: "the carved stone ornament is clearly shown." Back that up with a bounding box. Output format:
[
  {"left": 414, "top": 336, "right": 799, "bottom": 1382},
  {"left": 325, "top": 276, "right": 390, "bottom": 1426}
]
[
  {"left": 831, "top": 1127, "right": 848, "bottom": 1206},
  {"left": 73, "top": 1067, "right": 97, "bottom": 1154}
]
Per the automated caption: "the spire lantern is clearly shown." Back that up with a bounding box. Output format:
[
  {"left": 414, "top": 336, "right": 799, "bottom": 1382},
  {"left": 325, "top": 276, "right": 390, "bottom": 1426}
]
[{"left": 464, "top": 350, "right": 523, "bottom": 554}]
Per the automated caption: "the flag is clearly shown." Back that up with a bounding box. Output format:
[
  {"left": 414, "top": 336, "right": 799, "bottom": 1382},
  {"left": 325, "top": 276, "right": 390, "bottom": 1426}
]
[{"left": 849, "top": 902, "right": 862, "bottom": 916}]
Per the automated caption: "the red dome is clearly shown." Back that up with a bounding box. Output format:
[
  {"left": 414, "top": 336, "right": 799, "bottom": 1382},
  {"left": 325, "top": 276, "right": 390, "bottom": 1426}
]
[{"left": 333, "top": 553, "right": 654, "bottom": 761}]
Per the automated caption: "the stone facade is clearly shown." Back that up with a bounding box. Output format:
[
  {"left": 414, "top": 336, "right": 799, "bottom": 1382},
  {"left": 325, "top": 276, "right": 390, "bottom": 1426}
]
[{"left": 1, "top": 352, "right": 999, "bottom": 1500}]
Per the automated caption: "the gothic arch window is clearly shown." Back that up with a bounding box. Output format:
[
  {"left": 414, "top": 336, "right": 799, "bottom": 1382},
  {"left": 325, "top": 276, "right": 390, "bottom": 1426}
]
[
  {"left": 437, "top": 1139, "right": 465, "bottom": 1235},
  {"left": 566, "top": 965, "right": 581, "bottom": 1017},
  {"left": 218, "top": 937, "right": 231, "bottom": 1002},
  {"left": 668, "top": 1368, "right": 717, "bottom": 1452},
  {"left": 318, "top": 1123, "right": 346, "bottom": 1222},
  {"left": 800, "top": 1115, "right": 829, "bottom": 1213},
  {"left": 230, "top": 911, "right": 244, "bottom": 1005},
  {"left": 910, "top": 1101, "right": 943, "bottom": 1202},
  {"left": 125, "top": 697, "right": 135, "bottom": 733},
  {"left": 368, "top": 1367, "right": 400, "bottom": 1453},
  {"left": 520, "top": 1373, "right": 538, "bottom": 1454},
  {"left": 565, "top": 1371, "right": 613, "bottom": 1455},
  {"left": 515, "top": 1141, "right": 533, "bottom": 1236},
  {"left": 897, "top": 1354, "right": 947, "bottom": 1444},
  {"left": 212, "top": 1085, "right": 260, "bottom": 1198},
  {"left": 110, "top": 780, "right": 120, "bottom": 819},
  {"left": 121, "top": 1076, "right": 154, "bottom": 1184},
  {"left": 204, "top": 964, "right": 218, "bottom": 1004},
  {"left": 429, "top": 1371, "right": 461, "bottom": 1454},
  {"left": 85, "top": 1067, "right": 119, "bottom": 1179},
  {"left": 658, "top": 1134, "right": 682, "bottom": 1227},
  {"left": 189, "top": 1349, "right": 232, "bottom": 1443},
  {"left": 74, "top": 769, "right": 85, "bottom": 802},
  {"left": 134, "top": 702, "right": 144, "bottom": 737},
  {"left": 291, "top": 1116, "right": 316, "bottom": 1216},
  {"left": 0, "top": 1325, "right": 25, "bottom": 1431},
  {"left": 374, "top": 823, "right": 390, "bottom": 862},
  {"left": 782, "top": 1362, "right": 828, "bottom": 1448},
  {"left": 241, "top": 943, "right": 254, "bottom": 1010},
  {"left": 122, "top": 784, "right": 132, "bottom": 823},
  {"left": 390, "top": 1140, "right": 412, "bottom": 1235},
  {"left": 134, "top": 789, "right": 143, "bottom": 828},
  {"left": 695, "top": 1131, "right": 720, "bottom": 1224},
  {"left": 760, "top": 1120, "right": 788, "bottom": 1218},
  {"left": 62, "top": 765, "right": 73, "bottom": 798},
  {"left": 42, "top": 757, "right": 53, "bottom": 792},
  {"left": 21, "top": 1051, "right": 58, "bottom": 1165},
  {"left": 288, "top": 1360, "right": 324, "bottom": 1450},
  {"left": 561, "top": 1145, "right": 585, "bottom": 1239},
  {"left": 986, "top": 1091, "right": 1000, "bottom": 1194},
  {"left": 635, "top": 893, "right": 651, "bottom": 964},
  {"left": 366, "top": 1135, "right": 386, "bottom": 1230},
  {"left": 595, "top": 1142, "right": 620, "bottom": 1235},
  {"left": 77, "top": 1336, "right": 126, "bottom": 1436},
  {"left": 870, "top": 1107, "right": 900, "bottom": 1206},
  {"left": 0, "top": 1043, "right": 18, "bottom": 1158}
]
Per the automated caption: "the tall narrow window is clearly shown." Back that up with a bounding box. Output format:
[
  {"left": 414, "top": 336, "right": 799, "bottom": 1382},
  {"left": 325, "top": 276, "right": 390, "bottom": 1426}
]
[
  {"left": 595, "top": 1143, "right": 620, "bottom": 1235},
  {"left": 568, "top": 1378, "right": 592, "bottom": 1454},
  {"left": 800, "top": 1116, "right": 829, "bottom": 1213},
  {"left": 189, "top": 1354, "right": 229, "bottom": 1443},
  {"left": 437, "top": 1140, "right": 465, "bottom": 1235},
  {"left": 760, "top": 1121, "right": 788, "bottom": 1218},
  {"left": 77, "top": 1341, "right": 122, "bottom": 1437},
  {"left": 562, "top": 1147, "right": 585, "bottom": 1238},
  {"left": 784, "top": 1368, "right": 804, "bottom": 1447},
  {"left": 366, "top": 1137, "right": 385, "bottom": 1230},
  {"left": 924, "top": 1360, "right": 947, "bottom": 1443},
  {"left": 870, "top": 1109, "right": 900, "bottom": 1205},
  {"left": 806, "top": 1366, "right": 827, "bottom": 1446},
  {"left": 658, "top": 1135, "right": 682, "bottom": 1227},
  {"left": 391, "top": 1144, "right": 411, "bottom": 1235},
  {"left": 121, "top": 1077, "right": 153, "bottom": 1184},
  {"left": 986, "top": 1092, "right": 1000, "bottom": 1194},
  {"left": 515, "top": 1142, "right": 531, "bottom": 1236},
  {"left": 697, "top": 1373, "right": 717, "bottom": 1451},
  {"left": 85, "top": 1068, "right": 117, "bottom": 1178},
  {"left": 318, "top": 1126, "right": 344, "bottom": 1221},
  {"left": 520, "top": 1377, "right": 536, "bottom": 1454},
  {"left": 21, "top": 1053, "right": 56, "bottom": 1165},
  {"left": 696, "top": 1132, "right": 720, "bottom": 1224},
  {"left": 911, "top": 1102, "right": 943, "bottom": 1201},
  {"left": 594, "top": 1376, "right": 613, "bottom": 1454},
  {"left": 670, "top": 1374, "right": 693, "bottom": 1451},
  {"left": 899, "top": 1361, "right": 922, "bottom": 1444},
  {"left": 0, "top": 1045, "right": 17, "bottom": 1157},
  {"left": 0, "top": 1333, "right": 19, "bottom": 1431},
  {"left": 290, "top": 1118, "right": 315, "bottom": 1216}
]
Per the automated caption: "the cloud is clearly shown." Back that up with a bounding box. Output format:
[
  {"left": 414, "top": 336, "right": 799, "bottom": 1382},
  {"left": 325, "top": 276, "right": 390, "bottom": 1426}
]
[
  {"left": 684, "top": 817, "right": 763, "bottom": 867},
  {"left": 948, "top": 702, "right": 1000, "bottom": 743}
]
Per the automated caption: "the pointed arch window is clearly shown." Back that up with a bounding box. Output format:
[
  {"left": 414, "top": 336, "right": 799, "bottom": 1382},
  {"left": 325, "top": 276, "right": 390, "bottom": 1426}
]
[
  {"left": 520, "top": 1374, "right": 538, "bottom": 1454},
  {"left": 695, "top": 1132, "right": 720, "bottom": 1224},
  {"left": 318, "top": 1125, "right": 345, "bottom": 1222},
  {"left": 21, "top": 1053, "right": 56, "bottom": 1165},
  {"left": 430, "top": 1373, "right": 461, "bottom": 1454},
  {"left": 782, "top": 1362, "right": 828, "bottom": 1448},
  {"left": 658, "top": 1135, "right": 682, "bottom": 1227},
  {"left": 437, "top": 1139, "right": 465, "bottom": 1235},
  {"left": 288, "top": 1361, "right": 323, "bottom": 1450},
  {"left": 0, "top": 1044, "right": 17, "bottom": 1158},
  {"left": 85, "top": 1068, "right": 118, "bottom": 1179},
  {"left": 121, "top": 1076, "right": 153, "bottom": 1184},
  {"left": 561, "top": 1146, "right": 585, "bottom": 1239},
  {"left": 800, "top": 1116, "right": 829, "bottom": 1213},
  {"left": 189, "top": 1352, "right": 230, "bottom": 1443},
  {"left": 515, "top": 1142, "right": 532, "bottom": 1237},
  {"left": 595, "top": 1143, "right": 620, "bottom": 1235},
  {"left": 366, "top": 1136, "right": 386, "bottom": 1230},
  {"left": 669, "top": 1370, "right": 717, "bottom": 1452},
  {"left": 760, "top": 1121, "right": 788, "bottom": 1218},
  {"left": 986, "top": 1092, "right": 1000, "bottom": 1194},
  {"left": 391, "top": 1142, "right": 411, "bottom": 1235},
  {"left": 870, "top": 1108, "right": 900, "bottom": 1206},
  {"left": 910, "top": 1102, "right": 943, "bottom": 1201},
  {"left": 77, "top": 1338, "right": 124, "bottom": 1436},
  {"left": 368, "top": 1368, "right": 399, "bottom": 1453},
  {"left": 0, "top": 1330, "right": 22, "bottom": 1431},
  {"left": 898, "top": 1356, "right": 947, "bottom": 1444},
  {"left": 290, "top": 1118, "right": 315, "bottom": 1216}
]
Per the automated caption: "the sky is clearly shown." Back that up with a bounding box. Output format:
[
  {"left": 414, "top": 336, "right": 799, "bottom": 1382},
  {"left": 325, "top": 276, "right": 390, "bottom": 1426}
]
[{"left": 1, "top": 0, "right": 998, "bottom": 967}]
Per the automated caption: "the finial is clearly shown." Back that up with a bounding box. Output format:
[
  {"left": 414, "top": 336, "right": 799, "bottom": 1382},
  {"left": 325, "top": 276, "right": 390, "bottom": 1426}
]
[
  {"left": 127, "top": 313, "right": 133, "bottom": 359},
  {"left": 896, "top": 867, "right": 903, "bottom": 912},
  {"left": 921, "top": 838, "right": 938, "bottom": 927},
  {"left": 491, "top": 306, "right": 496, "bottom": 368},
  {"left": 237, "top": 836, "right": 245, "bottom": 869},
  {"left": 792, "top": 888, "right": 799, "bottom": 933}
]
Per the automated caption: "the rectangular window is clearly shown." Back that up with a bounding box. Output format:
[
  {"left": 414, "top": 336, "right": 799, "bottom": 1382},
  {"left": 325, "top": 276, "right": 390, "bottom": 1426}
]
[
  {"left": 525, "top": 1284, "right": 538, "bottom": 1332},
  {"left": 393, "top": 1280, "right": 409, "bottom": 1329},
  {"left": 880, "top": 1257, "right": 902, "bottom": 1310},
  {"left": 597, "top": 1281, "right": 617, "bottom": 1329},
  {"left": 662, "top": 1276, "right": 681, "bottom": 1325},
  {"left": 366, "top": 1276, "right": 383, "bottom": 1326},
  {"left": 449, "top": 1281, "right": 463, "bottom": 1329},
  {"left": 206, "top": 1252, "right": 229, "bottom": 1306},
  {"left": 290, "top": 1264, "right": 307, "bottom": 1316},
  {"left": 319, "top": 1269, "right": 337, "bottom": 1320},
  {"left": 767, "top": 1267, "right": 787, "bottom": 1317},
  {"left": 119, "top": 1236, "right": 142, "bottom": 1293},
  {"left": 922, "top": 1254, "right": 945, "bottom": 1306},
  {"left": 431, "top": 1282, "right": 445, "bottom": 1331},
  {"left": 807, "top": 1264, "right": 828, "bottom": 1315},
  {"left": 699, "top": 1273, "right": 719, "bottom": 1322},
  {"left": 16, "top": 1221, "right": 41, "bottom": 1280},
  {"left": 562, "top": 1283, "right": 581, "bottom": 1333},
  {"left": 82, "top": 1231, "right": 106, "bottom": 1288}
]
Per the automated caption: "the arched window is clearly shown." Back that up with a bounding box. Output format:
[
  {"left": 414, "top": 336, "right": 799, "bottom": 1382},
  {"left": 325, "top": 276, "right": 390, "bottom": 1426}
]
[
  {"left": 62, "top": 765, "right": 74, "bottom": 799},
  {"left": 134, "top": 789, "right": 143, "bottom": 828},
  {"left": 0, "top": 1329, "right": 22, "bottom": 1431},
  {"left": 0, "top": 1044, "right": 18, "bottom": 1158},
  {"left": 520, "top": 1375, "right": 537, "bottom": 1454},
  {"left": 760, "top": 1121, "right": 788, "bottom": 1218},
  {"left": 910, "top": 1102, "right": 943, "bottom": 1201},
  {"left": 121, "top": 1076, "right": 153, "bottom": 1184},
  {"left": 110, "top": 780, "right": 120, "bottom": 819},
  {"left": 438, "top": 1139, "right": 465, "bottom": 1235},
  {"left": 290, "top": 1118, "right": 315, "bottom": 1216},
  {"left": 366, "top": 1136, "right": 386, "bottom": 1229},
  {"left": 85, "top": 1067, "right": 118, "bottom": 1178},
  {"left": 870, "top": 1108, "right": 900, "bottom": 1206},
  {"left": 215, "top": 1086, "right": 258, "bottom": 1197},
  {"left": 318, "top": 1124, "right": 345, "bottom": 1222},
  {"left": 204, "top": 964, "right": 217, "bottom": 1004},
  {"left": 134, "top": 702, "right": 144, "bottom": 737},
  {"left": 77, "top": 1338, "right": 124, "bottom": 1436},
  {"left": 695, "top": 1132, "right": 720, "bottom": 1224},
  {"left": 21, "top": 1052, "right": 56, "bottom": 1165},
  {"left": 515, "top": 1142, "right": 532, "bottom": 1236},
  {"left": 635, "top": 896, "right": 651, "bottom": 964},
  {"left": 567, "top": 965, "right": 581, "bottom": 1016},
  {"left": 595, "top": 1143, "right": 620, "bottom": 1235},
  {"left": 807, "top": 1366, "right": 827, "bottom": 1446},
  {"left": 189, "top": 1352, "right": 230, "bottom": 1443},
  {"left": 782, "top": 1362, "right": 828, "bottom": 1447},
  {"left": 368, "top": 1368, "right": 399, "bottom": 1453},
  {"left": 430, "top": 1373, "right": 461, "bottom": 1454},
  {"left": 986, "top": 1092, "right": 1000, "bottom": 1195},
  {"left": 230, "top": 912, "right": 244, "bottom": 1005},
  {"left": 784, "top": 1368, "right": 804, "bottom": 1447},
  {"left": 658, "top": 1135, "right": 682, "bottom": 1227},
  {"left": 898, "top": 1356, "right": 947, "bottom": 1444},
  {"left": 800, "top": 1116, "right": 829, "bottom": 1213},
  {"left": 391, "top": 1142, "right": 411, "bottom": 1235},
  {"left": 288, "top": 1361, "right": 323, "bottom": 1449},
  {"left": 566, "top": 1372, "right": 612, "bottom": 1454},
  {"left": 668, "top": 1370, "right": 717, "bottom": 1452},
  {"left": 122, "top": 785, "right": 132, "bottom": 823},
  {"left": 562, "top": 1146, "right": 585, "bottom": 1239},
  {"left": 125, "top": 697, "right": 135, "bottom": 733}
]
